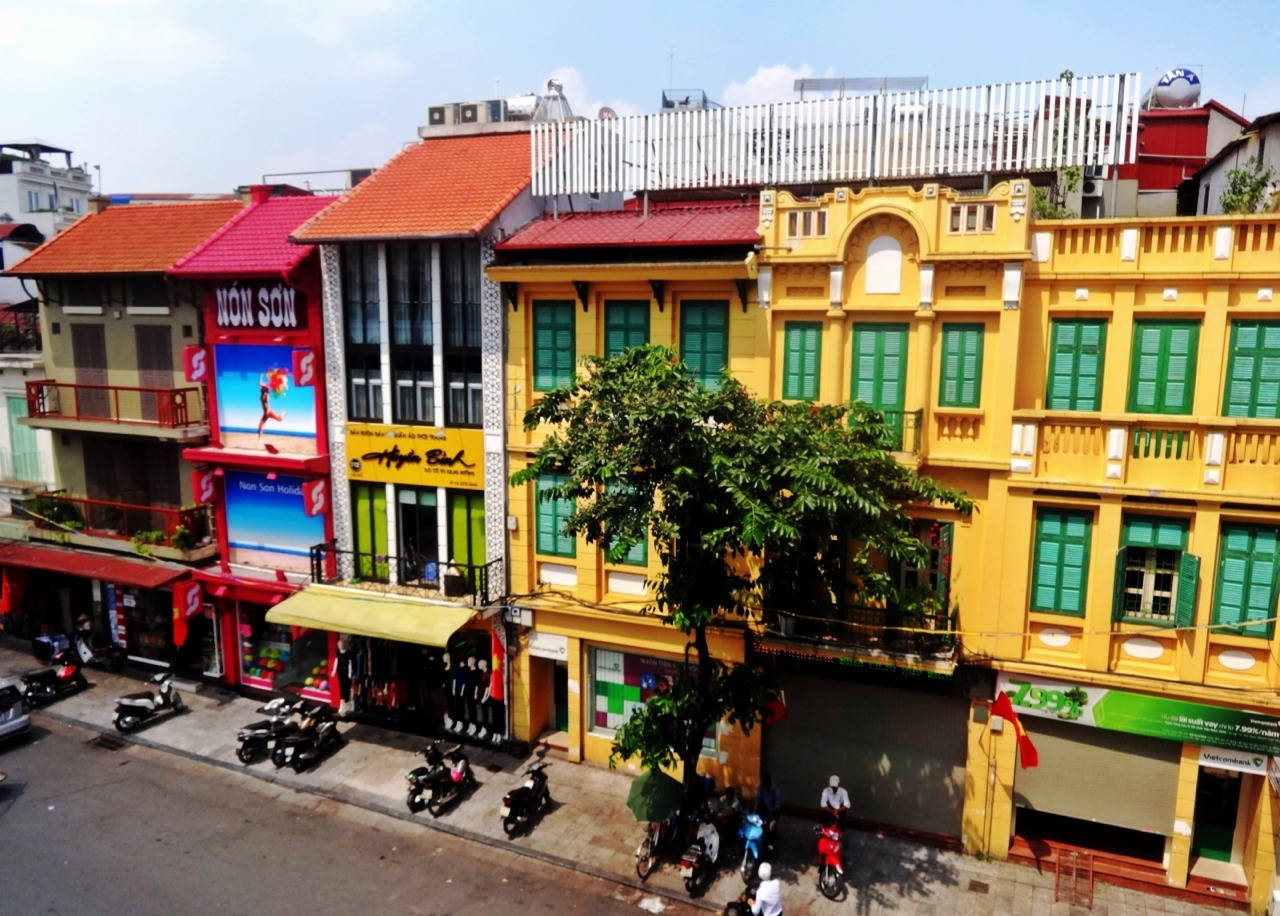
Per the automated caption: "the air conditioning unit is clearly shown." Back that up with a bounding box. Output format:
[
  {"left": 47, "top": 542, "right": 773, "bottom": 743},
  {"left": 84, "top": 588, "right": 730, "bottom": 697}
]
[
  {"left": 427, "top": 104, "right": 459, "bottom": 127},
  {"left": 1081, "top": 177, "right": 1105, "bottom": 198},
  {"left": 458, "top": 99, "right": 506, "bottom": 125}
]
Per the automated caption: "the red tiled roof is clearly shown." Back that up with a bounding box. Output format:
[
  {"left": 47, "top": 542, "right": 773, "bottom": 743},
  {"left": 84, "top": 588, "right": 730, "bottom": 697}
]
[
  {"left": 6, "top": 201, "right": 244, "bottom": 275},
  {"left": 496, "top": 202, "right": 761, "bottom": 250},
  {"left": 292, "top": 132, "right": 532, "bottom": 241},
  {"left": 169, "top": 195, "right": 336, "bottom": 278},
  {"left": 0, "top": 542, "right": 186, "bottom": 589}
]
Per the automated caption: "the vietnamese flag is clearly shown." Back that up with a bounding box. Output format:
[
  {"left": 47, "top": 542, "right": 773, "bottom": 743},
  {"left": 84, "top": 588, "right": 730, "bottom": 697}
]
[{"left": 992, "top": 691, "right": 1039, "bottom": 768}]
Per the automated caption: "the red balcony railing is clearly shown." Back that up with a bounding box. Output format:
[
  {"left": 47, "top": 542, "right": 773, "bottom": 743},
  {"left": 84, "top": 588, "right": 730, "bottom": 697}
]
[
  {"left": 14, "top": 491, "right": 212, "bottom": 550},
  {"left": 25, "top": 380, "right": 205, "bottom": 428}
]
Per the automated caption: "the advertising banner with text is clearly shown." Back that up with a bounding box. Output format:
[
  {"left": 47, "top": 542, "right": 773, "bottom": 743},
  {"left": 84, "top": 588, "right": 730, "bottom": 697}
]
[
  {"left": 996, "top": 671, "right": 1280, "bottom": 756},
  {"left": 345, "top": 424, "right": 484, "bottom": 490}
]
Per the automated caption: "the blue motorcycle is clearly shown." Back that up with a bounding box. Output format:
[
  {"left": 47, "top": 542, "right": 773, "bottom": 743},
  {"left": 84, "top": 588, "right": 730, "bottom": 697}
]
[{"left": 738, "top": 811, "right": 765, "bottom": 882}]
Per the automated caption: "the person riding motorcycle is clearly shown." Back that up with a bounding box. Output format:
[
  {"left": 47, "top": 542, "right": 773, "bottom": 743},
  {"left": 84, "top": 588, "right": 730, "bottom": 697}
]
[{"left": 749, "top": 861, "right": 783, "bottom": 915}]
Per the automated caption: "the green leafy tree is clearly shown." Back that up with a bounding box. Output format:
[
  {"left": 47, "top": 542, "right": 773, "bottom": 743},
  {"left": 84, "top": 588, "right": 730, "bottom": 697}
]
[
  {"left": 512, "top": 346, "right": 972, "bottom": 800},
  {"left": 1220, "top": 157, "right": 1277, "bottom": 214}
]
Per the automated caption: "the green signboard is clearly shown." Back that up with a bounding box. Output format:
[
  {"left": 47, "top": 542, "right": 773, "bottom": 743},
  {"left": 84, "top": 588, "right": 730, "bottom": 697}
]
[{"left": 996, "top": 672, "right": 1280, "bottom": 757}]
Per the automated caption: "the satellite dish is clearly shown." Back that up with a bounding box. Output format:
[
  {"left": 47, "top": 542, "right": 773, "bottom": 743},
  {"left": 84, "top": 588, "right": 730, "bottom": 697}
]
[
  {"left": 1153, "top": 68, "right": 1201, "bottom": 109},
  {"left": 598, "top": 106, "right": 617, "bottom": 120}
]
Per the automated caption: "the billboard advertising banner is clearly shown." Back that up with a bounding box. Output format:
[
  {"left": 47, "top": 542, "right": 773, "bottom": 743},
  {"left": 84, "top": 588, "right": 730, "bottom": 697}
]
[
  {"left": 214, "top": 344, "right": 316, "bottom": 454},
  {"left": 224, "top": 470, "right": 326, "bottom": 570}
]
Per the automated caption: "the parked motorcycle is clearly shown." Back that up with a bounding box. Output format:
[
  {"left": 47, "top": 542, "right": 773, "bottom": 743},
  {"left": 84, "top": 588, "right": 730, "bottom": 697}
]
[
  {"left": 500, "top": 761, "right": 551, "bottom": 836},
  {"left": 405, "top": 741, "right": 451, "bottom": 813},
  {"left": 721, "top": 879, "right": 760, "bottom": 916},
  {"left": 272, "top": 702, "right": 342, "bottom": 773},
  {"left": 112, "top": 672, "right": 185, "bottom": 732},
  {"left": 678, "top": 815, "right": 721, "bottom": 896},
  {"left": 74, "top": 630, "right": 126, "bottom": 673},
  {"left": 235, "top": 697, "right": 302, "bottom": 764},
  {"left": 21, "top": 649, "right": 88, "bottom": 706},
  {"left": 816, "top": 821, "right": 845, "bottom": 900},
  {"left": 737, "top": 811, "right": 766, "bottom": 883},
  {"left": 635, "top": 811, "right": 681, "bottom": 880},
  {"left": 420, "top": 745, "right": 476, "bottom": 816}
]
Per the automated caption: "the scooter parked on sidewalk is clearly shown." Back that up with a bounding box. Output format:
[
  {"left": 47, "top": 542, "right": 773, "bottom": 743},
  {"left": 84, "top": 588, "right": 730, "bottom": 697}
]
[
  {"left": 500, "top": 761, "right": 551, "bottom": 836},
  {"left": 420, "top": 744, "right": 476, "bottom": 816},
  {"left": 816, "top": 819, "right": 845, "bottom": 900},
  {"left": 678, "top": 814, "right": 721, "bottom": 896},
  {"left": 737, "top": 811, "right": 766, "bottom": 883},
  {"left": 405, "top": 741, "right": 451, "bottom": 812},
  {"left": 272, "top": 702, "right": 342, "bottom": 773},
  {"left": 112, "top": 672, "right": 185, "bottom": 732},
  {"left": 21, "top": 649, "right": 88, "bottom": 706},
  {"left": 235, "top": 697, "right": 302, "bottom": 764},
  {"left": 73, "top": 622, "right": 126, "bottom": 672}
]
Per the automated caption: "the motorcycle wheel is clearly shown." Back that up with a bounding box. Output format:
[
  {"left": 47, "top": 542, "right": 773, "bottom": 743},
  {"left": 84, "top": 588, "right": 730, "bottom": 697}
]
[
  {"left": 740, "top": 850, "right": 757, "bottom": 884},
  {"left": 114, "top": 715, "right": 137, "bottom": 733},
  {"left": 635, "top": 836, "right": 657, "bottom": 880},
  {"left": 502, "top": 815, "right": 520, "bottom": 837},
  {"left": 75, "top": 673, "right": 89, "bottom": 690},
  {"left": 406, "top": 792, "right": 426, "bottom": 814},
  {"left": 426, "top": 798, "right": 445, "bottom": 817},
  {"left": 22, "top": 687, "right": 38, "bottom": 707},
  {"left": 235, "top": 743, "right": 256, "bottom": 764},
  {"left": 292, "top": 756, "right": 310, "bottom": 774},
  {"left": 819, "top": 865, "right": 842, "bottom": 901},
  {"left": 271, "top": 746, "right": 287, "bottom": 768},
  {"left": 172, "top": 694, "right": 186, "bottom": 714},
  {"left": 684, "top": 875, "right": 697, "bottom": 895}
]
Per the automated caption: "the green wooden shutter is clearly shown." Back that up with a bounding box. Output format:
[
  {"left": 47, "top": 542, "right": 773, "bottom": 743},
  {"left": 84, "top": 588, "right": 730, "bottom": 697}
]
[
  {"left": 1128, "top": 321, "right": 1200, "bottom": 414},
  {"left": 1223, "top": 321, "right": 1280, "bottom": 418},
  {"left": 782, "top": 322, "right": 821, "bottom": 400},
  {"left": 1047, "top": 319, "right": 1106, "bottom": 410},
  {"left": 1175, "top": 553, "right": 1200, "bottom": 629},
  {"left": 681, "top": 301, "right": 729, "bottom": 389},
  {"left": 1111, "top": 547, "right": 1128, "bottom": 622},
  {"left": 1032, "top": 509, "right": 1091, "bottom": 616},
  {"left": 535, "top": 474, "right": 575, "bottom": 558},
  {"left": 1213, "top": 525, "right": 1279, "bottom": 637},
  {"left": 605, "top": 300, "right": 649, "bottom": 358},
  {"left": 1122, "top": 516, "right": 1189, "bottom": 550},
  {"left": 939, "top": 324, "right": 983, "bottom": 408},
  {"left": 533, "top": 301, "right": 574, "bottom": 391},
  {"left": 851, "top": 324, "right": 909, "bottom": 446}
]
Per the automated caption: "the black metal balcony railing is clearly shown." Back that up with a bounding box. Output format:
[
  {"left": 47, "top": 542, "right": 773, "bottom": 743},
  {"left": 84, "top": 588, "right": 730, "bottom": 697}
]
[
  {"left": 309, "top": 542, "right": 499, "bottom": 606},
  {"left": 765, "top": 603, "right": 956, "bottom": 660},
  {"left": 0, "top": 312, "right": 40, "bottom": 353}
]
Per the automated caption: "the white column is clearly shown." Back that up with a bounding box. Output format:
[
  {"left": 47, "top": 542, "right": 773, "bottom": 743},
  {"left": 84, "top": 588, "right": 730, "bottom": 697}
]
[
  {"left": 377, "top": 243, "right": 392, "bottom": 423},
  {"left": 431, "top": 242, "right": 445, "bottom": 428}
]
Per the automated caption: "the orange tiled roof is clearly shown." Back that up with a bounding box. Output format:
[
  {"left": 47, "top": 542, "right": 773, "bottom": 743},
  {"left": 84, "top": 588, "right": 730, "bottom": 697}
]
[
  {"left": 292, "top": 132, "right": 531, "bottom": 242},
  {"left": 6, "top": 201, "right": 244, "bottom": 275}
]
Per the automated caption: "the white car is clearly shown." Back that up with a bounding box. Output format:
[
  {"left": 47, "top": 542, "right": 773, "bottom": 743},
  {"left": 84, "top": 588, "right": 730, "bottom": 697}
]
[{"left": 0, "top": 677, "right": 31, "bottom": 741}]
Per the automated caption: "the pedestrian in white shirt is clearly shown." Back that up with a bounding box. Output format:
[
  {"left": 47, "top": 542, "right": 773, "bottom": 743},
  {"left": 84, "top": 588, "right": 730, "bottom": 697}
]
[
  {"left": 749, "top": 862, "right": 783, "bottom": 916},
  {"left": 820, "top": 774, "right": 850, "bottom": 824}
]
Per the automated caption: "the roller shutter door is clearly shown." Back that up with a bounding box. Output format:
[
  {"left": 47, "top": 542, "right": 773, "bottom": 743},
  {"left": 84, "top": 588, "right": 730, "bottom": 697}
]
[
  {"left": 1014, "top": 716, "right": 1180, "bottom": 835},
  {"left": 762, "top": 674, "right": 967, "bottom": 838}
]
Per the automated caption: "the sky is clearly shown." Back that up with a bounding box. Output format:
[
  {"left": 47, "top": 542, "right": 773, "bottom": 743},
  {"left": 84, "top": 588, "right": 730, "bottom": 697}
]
[{"left": 5, "top": 0, "right": 1279, "bottom": 193}]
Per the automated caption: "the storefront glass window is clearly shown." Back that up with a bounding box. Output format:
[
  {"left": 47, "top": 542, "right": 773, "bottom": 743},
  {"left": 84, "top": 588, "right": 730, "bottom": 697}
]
[
  {"left": 588, "top": 647, "right": 717, "bottom": 756},
  {"left": 119, "top": 587, "right": 172, "bottom": 666},
  {"left": 237, "top": 610, "right": 329, "bottom": 698}
]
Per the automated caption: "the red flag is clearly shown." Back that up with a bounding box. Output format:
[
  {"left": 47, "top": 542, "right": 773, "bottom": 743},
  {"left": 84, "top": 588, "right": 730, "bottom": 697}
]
[
  {"left": 489, "top": 629, "right": 505, "bottom": 702},
  {"left": 992, "top": 691, "right": 1039, "bottom": 768}
]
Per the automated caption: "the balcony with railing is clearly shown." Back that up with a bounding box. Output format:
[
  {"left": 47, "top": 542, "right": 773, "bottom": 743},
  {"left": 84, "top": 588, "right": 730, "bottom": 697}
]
[
  {"left": 12, "top": 491, "right": 215, "bottom": 559},
  {"left": 1011, "top": 410, "right": 1280, "bottom": 497},
  {"left": 760, "top": 599, "right": 958, "bottom": 668},
  {"left": 881, "top": 409, "right": 925, "bottom": 455},
  {"left": 309, "top": 542, "right": 501, "bottom": 607},
  {"left": 0, "top": 312, "right": 41, "bottom": 354},
  {"left": 24, "top": 379, "right": 208, "bottom": 440}
]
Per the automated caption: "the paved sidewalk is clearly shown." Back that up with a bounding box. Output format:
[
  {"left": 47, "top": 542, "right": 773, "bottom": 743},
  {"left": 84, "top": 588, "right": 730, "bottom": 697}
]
[{"left": 0, "top": 643, "right": 1238, "bottom": 915}]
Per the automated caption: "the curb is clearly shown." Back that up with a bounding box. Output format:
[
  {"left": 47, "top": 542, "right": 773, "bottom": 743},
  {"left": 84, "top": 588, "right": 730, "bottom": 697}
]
[{"left": 34, "top": 707, "right": 720, "bottom": 913}]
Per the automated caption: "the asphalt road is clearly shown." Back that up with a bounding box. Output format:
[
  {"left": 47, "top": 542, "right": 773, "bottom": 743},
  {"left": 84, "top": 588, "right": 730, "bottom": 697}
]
[{"left": 0, "top": 719, "right": 696, "bottom": 916}]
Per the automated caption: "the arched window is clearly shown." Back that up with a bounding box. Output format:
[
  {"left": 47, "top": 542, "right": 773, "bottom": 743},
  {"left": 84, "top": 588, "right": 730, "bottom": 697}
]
[{"left": 864, "top": 235, "right": 902, "bottom": 294}]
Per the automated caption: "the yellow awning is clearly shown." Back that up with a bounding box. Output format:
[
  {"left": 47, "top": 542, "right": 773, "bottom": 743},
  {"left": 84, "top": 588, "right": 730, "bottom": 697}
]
[{"left": 265, "top": 585, "right": 477, "bottom": 647}]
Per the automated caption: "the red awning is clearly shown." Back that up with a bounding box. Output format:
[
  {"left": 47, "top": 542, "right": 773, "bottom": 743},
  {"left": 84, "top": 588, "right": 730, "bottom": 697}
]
[
  {"left": 192, "top": 567, "right": 299, "bottom": 605},
  {"left": 0, "top": 542, "right": 187, "bottom": 590},
  {"left": 181, "top": 445, "right": 330, "bottom": 474}
]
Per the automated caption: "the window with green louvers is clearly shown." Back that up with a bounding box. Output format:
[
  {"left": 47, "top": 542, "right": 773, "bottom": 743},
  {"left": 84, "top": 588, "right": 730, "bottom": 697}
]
[
  {"left": 680, "top": 300, "right": 729, "bottom": 390},
  {"left": 535, "top": 474, "right": 575, "bottom": 558},
  {"left": 1127, "top": 320, "right": 1199, "bottom": 414},
  {"left": 1046, "top": 319, "right": 1106, "bottom": 411},
  {"left": 1223, "top": 321, "right": 1280, "bottom": 418},
  {"left": 1031, "top": 508, "right": 1092, "bottom": 616},
  {"left": 782, "top": 321, "right": 821, "bottom": 400},
  {"left": 604, "top": 301, "right": 649, "bottom": 358},
  {"left": 938, "top": 323, "right": 983, "bottom": 408},
  {"left": 1211, "top": 524, "right": 1280, "bottom": 638},
  {"left": 533, "top": 301, "right": 575, "bottom": 391}
]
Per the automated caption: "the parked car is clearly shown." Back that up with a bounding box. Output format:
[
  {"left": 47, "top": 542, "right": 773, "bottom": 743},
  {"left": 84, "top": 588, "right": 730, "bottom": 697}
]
[{"left": 0, "top": 677, "right": 32, "bottom": 742}]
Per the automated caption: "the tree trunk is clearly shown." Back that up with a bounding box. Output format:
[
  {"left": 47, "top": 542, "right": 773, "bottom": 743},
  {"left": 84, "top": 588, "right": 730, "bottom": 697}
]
[{"left": 679, "top": 624, "right": 715, "bottom": 811}]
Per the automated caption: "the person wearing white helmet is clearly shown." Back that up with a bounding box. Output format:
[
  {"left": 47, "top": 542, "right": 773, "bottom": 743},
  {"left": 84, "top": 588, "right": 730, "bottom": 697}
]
[
  {"left": 749, "top": 861, "right": 782, "bottom": 916},
  {"left": 819, "top": 774, "right": 850, "bottom": 824}
]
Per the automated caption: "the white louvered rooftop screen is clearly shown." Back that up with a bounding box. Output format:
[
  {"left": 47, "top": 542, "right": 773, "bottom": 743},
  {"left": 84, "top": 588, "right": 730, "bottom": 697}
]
[{"left": 530, "top": 72, "right": 1142, "bottom": 196}]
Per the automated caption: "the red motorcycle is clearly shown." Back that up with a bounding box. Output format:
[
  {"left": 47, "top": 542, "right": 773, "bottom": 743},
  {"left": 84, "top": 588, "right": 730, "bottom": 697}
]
[{"left": 816, "top": 821, "right": 844, "bottom": 900}]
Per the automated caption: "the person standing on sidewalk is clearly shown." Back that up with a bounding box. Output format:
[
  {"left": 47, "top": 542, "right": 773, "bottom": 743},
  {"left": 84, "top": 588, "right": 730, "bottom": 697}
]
[{"left": 749, "top": 862, "right": 783, "bottom": 916}]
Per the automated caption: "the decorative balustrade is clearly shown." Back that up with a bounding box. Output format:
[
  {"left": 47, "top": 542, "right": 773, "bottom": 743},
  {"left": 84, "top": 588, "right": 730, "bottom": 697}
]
[{"left": 25, "top": 379, "right": 205, "bottom": 428}]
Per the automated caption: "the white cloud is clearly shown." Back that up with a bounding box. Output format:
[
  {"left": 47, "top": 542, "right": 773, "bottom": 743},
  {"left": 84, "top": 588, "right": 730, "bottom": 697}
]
[
  {"left": 341, "top": 48, "right": 412, "bottom": 79},
  {"left": 722, "top": 64, "right": 815, "bottom": 107},
  {"left": 542, "top": 66, "right": 644, "bottom": 119}
]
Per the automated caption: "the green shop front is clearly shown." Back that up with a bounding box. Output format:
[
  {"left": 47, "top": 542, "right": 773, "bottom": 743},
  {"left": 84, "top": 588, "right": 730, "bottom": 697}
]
[{"left": 998, "top": 671, "right": 1280, "bottom": 889}]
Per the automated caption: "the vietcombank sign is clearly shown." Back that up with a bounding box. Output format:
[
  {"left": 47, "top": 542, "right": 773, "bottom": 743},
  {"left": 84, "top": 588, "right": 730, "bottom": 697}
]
[{"left": 995, "top": 672, "right": 1280, "bottom": 757}]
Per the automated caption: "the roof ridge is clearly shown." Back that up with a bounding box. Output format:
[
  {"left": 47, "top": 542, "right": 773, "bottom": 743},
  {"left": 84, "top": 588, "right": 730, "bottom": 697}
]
[{"left": 290, "top": 141, "right": 423, "bottom": 241}]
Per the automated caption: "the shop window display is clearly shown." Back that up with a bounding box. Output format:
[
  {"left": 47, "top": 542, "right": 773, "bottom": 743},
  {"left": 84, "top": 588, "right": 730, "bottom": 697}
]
[
  {"left": 589, "top": 647, "right": 717, "bottom": 755},
  {"left": 238, "top": 617, "right": 328, "bottom": 701},
  {"left": 120, "top": 588, "right": 174, "bottom": 666}
]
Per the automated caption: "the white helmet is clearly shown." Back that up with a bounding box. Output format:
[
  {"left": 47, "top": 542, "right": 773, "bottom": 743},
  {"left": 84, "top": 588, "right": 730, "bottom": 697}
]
[
  {"left": 758, "top": 862, "right": 773, "bottom": 881},
  {"left": 829, "top": 775, "right": 840, "bottom": 788}
]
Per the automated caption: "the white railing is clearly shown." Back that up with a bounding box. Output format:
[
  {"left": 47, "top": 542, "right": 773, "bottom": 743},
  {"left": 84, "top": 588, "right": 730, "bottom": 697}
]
[{"left": 531, "top": 72, "right": 1141, "bottom": 197}]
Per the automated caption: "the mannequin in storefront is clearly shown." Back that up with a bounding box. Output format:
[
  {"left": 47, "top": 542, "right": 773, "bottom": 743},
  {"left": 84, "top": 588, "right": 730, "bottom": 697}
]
[
  {"left": 334, "top": 634, "right": 355, "bottom": 718},
  {"left": 462, "top": 655, "right": 480, "bottom": 735},
  {"left": 473, "top": 658, "right": 492, "bottom": 739},
  {"left": 448, "top": 652, "right": 471, "bottom": 733}
]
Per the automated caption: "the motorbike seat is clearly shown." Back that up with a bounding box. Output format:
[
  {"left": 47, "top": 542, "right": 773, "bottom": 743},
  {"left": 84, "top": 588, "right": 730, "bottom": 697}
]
[{"left": 118, "top": 696, "right": 156, "bottom": 710}]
